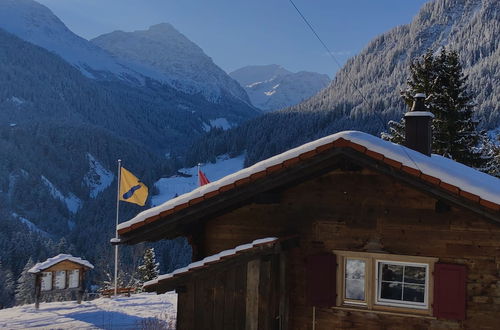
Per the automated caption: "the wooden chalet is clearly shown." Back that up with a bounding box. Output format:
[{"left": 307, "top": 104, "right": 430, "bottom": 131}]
[
  {"left": 29, "top": 254, "right": 93, "bottom": 308},
  {"left": 116, "top": 95, "right": 500, "bottom": 329}
]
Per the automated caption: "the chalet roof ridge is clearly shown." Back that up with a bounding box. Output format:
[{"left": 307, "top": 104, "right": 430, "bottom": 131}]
[
  {"left": 118, "top": 131, "right": 500, "bottom": 235},
  {"left": 28, "top": 254, "right": 94, "bottom": 273}
]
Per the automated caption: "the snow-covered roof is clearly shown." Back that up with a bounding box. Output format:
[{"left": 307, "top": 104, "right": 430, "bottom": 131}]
[
  {"left": 118, "top": 130, "right": 500, "bottom": 235},
  {"left": 28, "top": 254, "right": 94, "bottom": 273},
  {"left": 143, "top": 237, "right": 278, "bottom": 289}
]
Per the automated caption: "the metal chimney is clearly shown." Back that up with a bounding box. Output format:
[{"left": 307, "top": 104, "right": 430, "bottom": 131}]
[{"left": 404, "top": 93, "right": 434, "bottom": 156}]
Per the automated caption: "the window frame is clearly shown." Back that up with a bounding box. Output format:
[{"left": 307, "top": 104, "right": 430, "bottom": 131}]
[
  {"left": 375, "top": 259, "right": 429, "bottom": 309},
  {"left": 334, "top": 250, "right": 437, "bottom": 315}
]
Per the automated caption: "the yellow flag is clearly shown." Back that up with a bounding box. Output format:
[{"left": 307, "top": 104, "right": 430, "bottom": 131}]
[{"left": 119, "top": 167, "right": 148, "bottom": 206}]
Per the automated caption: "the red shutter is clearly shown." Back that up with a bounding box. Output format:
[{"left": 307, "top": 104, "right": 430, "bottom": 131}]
[
  {"left": 306, "top": 253, "right": 336, "bottom": 307},
  {"left": 433, "top": 263, "right": 467, "bottom": 320}
]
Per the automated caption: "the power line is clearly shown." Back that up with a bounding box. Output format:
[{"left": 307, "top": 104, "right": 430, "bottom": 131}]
[
  {"left": 287, "top": 0, "right": 387, "bottom": 130},
  {"left": 287, "top": 0, "right": 424, "bottom": 173}
]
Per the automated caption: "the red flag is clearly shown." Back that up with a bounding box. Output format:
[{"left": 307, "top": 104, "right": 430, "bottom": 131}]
[{"left": 198, "top": 170, "right": 210, "bottom": 186}]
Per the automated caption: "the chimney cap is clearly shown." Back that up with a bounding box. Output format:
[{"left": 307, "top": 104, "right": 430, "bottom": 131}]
[
  {"left": 414, "top": 93, "right": 426, "bottom": 98},
  {"left": 405, "top": 111, "right": 435, "bottom": 118}
]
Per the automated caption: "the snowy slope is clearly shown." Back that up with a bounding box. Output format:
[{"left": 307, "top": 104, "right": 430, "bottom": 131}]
[
  {"left": 230, "top": 65, "right": 330, "bottom": 111},
  {"left": 83, "top": 154, "right": 114, "bottom": 198},
  {"left": 0, "top": 0, "right": 165, "bottom": 83},
  {"left": 41, "top": 176, "right": 82, "bottom": 214},
  {"left": 0, "top": 292, "right": 177, "bottom": 329},
  {"left": 287, "top": 0, "right": 499, "bottom": 127},
  {"left": 152, "top": 154, "right": 245, "bottom": 206},
  {"left": 92, "top": 23, "right": 250, "bottom": 103}
]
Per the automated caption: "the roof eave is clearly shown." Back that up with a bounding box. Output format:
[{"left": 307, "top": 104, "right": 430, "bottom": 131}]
[{"left": 118, "top": 147, "right": 500, "bottom": 245}]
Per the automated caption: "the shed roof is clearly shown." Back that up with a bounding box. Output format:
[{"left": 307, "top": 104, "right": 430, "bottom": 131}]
[
  {"left": 143, "top": 237, "right": 279, "bottom": 292},
  {"left": 28, "top": 254, "right": 94, "bottom": 273},
  {"left": 118, "top": 131, "right": 500, "bottom": 241}
]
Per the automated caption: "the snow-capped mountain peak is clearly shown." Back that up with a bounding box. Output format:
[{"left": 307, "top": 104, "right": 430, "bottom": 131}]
[
  {"left": 230, "top": 65, "right": 330, "bottom": 111},
  {"left": 92, "top": 23, "right": 250, "bottom": 103},
  {"left": 0, "top": 0, "right": 166, "bottom": 83}
]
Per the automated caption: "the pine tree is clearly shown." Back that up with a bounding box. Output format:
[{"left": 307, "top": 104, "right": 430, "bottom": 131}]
[
  {"left": 0, "top": 262, "right": 15, "bottom": 309},
  {"left": 15, "top": 258, "right": 35, "bottom": 306},
  {"left": 481, "top": 134, "right": 500, "bottom": 178},
  {"left": 137, "top": 248, "right": 159, "bottom": 285},
  {"left": 384, "top": 48, "right": 487, "bottom": 168}
]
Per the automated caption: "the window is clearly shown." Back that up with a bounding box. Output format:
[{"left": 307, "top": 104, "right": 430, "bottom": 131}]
[
  {"left": 376, "top": 260, "right": 428, "bottom": 309},
  {"left": 54, "top": 270, "right": 66, "bottom": 289},
  {"left": 343, "top": 257, "right": 368, "bottom": 305},
  {"left": 41, "top": 272, "right": 52, "bottom": 291},
  {"left": 68, "top": 269, "right": 80, "bottom": 288},
  {"left": 334, "top": 251, "right": 437, "bottom": 314}
]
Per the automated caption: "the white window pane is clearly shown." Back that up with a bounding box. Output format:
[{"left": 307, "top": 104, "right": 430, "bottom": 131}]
[
  {"left": 41, "top": 272, "right": 52, "bottom": 291},
  {"left": 345, "top": 259, "right": 365, "bottom": 301},
  {"left": 55, "top": 270, "right": 66, "bottom": 289},
  {"left": 68, "top": 270, "right": 80, "bottom": 288},
  {"left": 346, "top": 279, "right": 365, "bottom": 300}
]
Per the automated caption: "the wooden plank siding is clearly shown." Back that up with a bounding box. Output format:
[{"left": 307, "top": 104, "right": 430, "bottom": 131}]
[
  {"left": 175, "top": 254, "right": 282, "bottom": 330},
  {"left": 196, "top": 167, "right": 500, "bottom": 329}
]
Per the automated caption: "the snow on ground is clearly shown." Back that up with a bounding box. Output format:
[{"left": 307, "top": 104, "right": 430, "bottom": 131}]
[
  {"left": 0, "top": 292, "right": 177, "bottom": 329},
  {"left": 152, "top": 154, "right": 245, "bottom": 206}
]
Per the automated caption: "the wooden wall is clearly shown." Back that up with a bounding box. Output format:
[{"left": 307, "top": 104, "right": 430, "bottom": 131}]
[
  {"left": 176, "top": 254, "right": 281, "bottom": 330},
  {"left": 199, "top": 167, "right": 500, "bottom": 329}
]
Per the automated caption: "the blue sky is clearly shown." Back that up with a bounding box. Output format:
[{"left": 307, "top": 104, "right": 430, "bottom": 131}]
[{"left": 37, "top": 0, "right": 429, "bottom": 77}]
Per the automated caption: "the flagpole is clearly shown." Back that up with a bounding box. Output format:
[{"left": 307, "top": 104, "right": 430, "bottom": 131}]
[
  {"left": 197, "top": 163, "right": 201, "bottom": 186},
  {"left": 114, "top": 159, "right": 122, "bottom": 296}
]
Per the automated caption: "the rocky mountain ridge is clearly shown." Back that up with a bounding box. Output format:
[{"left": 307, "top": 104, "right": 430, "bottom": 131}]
[{"left": 230, "top": 64, "right": 330, "bottom": 111}]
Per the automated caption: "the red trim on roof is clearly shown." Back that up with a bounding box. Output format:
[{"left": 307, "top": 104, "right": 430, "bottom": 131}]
[
  {"left": 300, "top": 150, "right": 318, "bottom": 160},
  {"left": 117, "top": 135, "right": 500, "bottom": 236},
  {"left": 349, "top": 142, "right": 367, "bottom": 153},
  {"left": 459, "top": 190, "right": 480, "bottom": 203},
  {"left": 284, "top": 157, "right": 300, "bottom": 167},
  {"left": 365, "top": 150, "right": 385, "bottom": 161},
  {"left": 421, "top": 173, "right": 441, "bottom": 185},
  {"left": 440, "top": 182, "right": 460, "bottom": 195},
  {"left": 401, "top": 165, "right": 421, "bottom": 177},
  {"left": 250, "top": 170, "right": 267, "bottom": 180},
  {"left": 480, "top": 199, "right": 500, "bottom": 211},
  {"left": 383, "top": 157, "right": 402, "bottom": 169},
  {"left": 266, "top": 163, "right": 283, "bottom": 173}
]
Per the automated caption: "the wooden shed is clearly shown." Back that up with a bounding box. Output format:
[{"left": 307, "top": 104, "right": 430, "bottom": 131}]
[
  {"left": 116, "top": 129, "right": 500, "bottom": 329},
  {"left": 29, "top": 254, "right": 93, "bottom": 308}
]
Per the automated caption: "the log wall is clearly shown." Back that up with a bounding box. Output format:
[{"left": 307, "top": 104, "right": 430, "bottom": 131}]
[{"left": 200, "top": 168, "right": 500, "bottom": 329}]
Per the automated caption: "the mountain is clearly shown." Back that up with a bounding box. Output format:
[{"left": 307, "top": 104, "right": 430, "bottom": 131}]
[
  {"left": 290, "top": 0, "right": 499, "bottom": 126},
  {"left": 186, "top": 0, "right": 499, "bottom": 168},
  {"left": 0, "top": 0, "right": 168, "bottom": 83},
  {"left": 92, "top": 23, "right": 250, "bottom": 104},
  {"left": 0, "top": 1, "right": 259, "bottom": 305},
  {"left": 230, "top": 64, "right": 330, "bottom": 111}
]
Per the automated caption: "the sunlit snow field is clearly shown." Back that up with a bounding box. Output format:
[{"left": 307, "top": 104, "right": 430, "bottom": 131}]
[
  {"left": 152, "top": 154, "right": 245, "bottom": 206},
  {"left": 0, "top": 292, "right": 176, "bottom": 329}
]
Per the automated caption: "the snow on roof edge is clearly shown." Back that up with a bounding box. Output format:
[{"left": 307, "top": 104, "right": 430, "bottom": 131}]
[
  {"left": 119, "top": 130, "right": 500, "bottom": 232},
  {"left": 29, "top": 254, "right": 94, "bottom": 273},
  {"left": 144, "top": 237, "right": 278, "bottom": 288}
]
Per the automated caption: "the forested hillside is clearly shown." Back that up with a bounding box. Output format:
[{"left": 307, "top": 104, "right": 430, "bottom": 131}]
[
  {"left": 0, "top": 23, "right": 253, "bottom": 306},
  {"left": 184, "top": 0, "right": 499, "bottom": 167}
]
